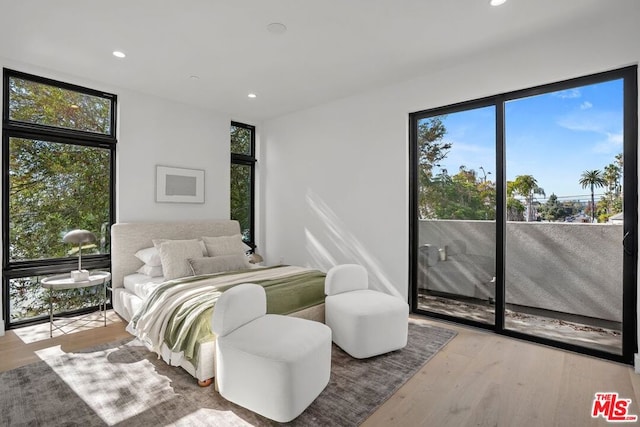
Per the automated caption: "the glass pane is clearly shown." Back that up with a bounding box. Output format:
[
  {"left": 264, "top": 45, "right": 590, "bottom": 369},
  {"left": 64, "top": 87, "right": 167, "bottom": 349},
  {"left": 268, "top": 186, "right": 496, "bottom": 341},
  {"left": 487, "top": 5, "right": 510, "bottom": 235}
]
[
  {"left": 9, "top": 274, "right": 108, "bottom": 322},
  {"left": 230, "top": 163, "right": 252, "bottom": 242},
  {"left": 8, "top": 76, "right": 112, "bottom": 135},
  {"left": 230, "top": 124, "right": 252, "bottom": 155},
  {"left": 8, "top": 137, "right": 111, "bottom": 261},
  {"left": 416, "top": 107, "right": 496, "bottom": 325},
  {"left": 505, "top": 79, "right": 623, "bottom": 354}
]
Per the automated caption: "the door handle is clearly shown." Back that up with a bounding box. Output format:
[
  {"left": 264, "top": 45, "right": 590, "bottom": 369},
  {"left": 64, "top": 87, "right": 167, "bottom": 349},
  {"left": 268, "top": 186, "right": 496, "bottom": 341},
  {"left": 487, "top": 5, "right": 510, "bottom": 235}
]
[{"left": 623, "top": 230, "right": 633, "bottom": 256}]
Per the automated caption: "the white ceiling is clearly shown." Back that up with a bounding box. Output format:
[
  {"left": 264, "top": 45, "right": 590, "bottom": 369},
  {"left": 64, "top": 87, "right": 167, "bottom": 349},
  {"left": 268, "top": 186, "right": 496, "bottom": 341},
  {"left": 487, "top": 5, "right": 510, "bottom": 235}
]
[{"left": 0, "top": 0, "right": 633, "bottom": 121}]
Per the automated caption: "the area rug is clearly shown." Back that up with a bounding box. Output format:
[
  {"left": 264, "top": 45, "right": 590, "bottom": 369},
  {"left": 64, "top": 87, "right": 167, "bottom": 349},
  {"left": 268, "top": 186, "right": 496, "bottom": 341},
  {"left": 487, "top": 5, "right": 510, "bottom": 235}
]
[{"left": 0, "top": 321, "right": 455, "bottom": 426}]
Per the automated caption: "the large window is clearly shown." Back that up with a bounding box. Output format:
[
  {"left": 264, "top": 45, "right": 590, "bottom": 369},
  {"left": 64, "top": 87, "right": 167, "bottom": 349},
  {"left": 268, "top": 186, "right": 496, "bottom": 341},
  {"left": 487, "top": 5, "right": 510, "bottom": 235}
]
[
  {"left": 2, "top": 69, "right": 116, "bottom": 327},
  {"left": 410, "top": 66, "right": 637, "bottom": 364},
  {"left": 230, "top": 121, "right": 256, "bottom": 247}
]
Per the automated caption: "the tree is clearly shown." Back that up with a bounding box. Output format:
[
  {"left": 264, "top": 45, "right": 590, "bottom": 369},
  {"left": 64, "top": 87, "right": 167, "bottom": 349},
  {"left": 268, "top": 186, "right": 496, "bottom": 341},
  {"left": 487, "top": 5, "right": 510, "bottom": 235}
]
[
  {"left": 597, "top": 154, "right": 624, "bottom": 222},
  {"left": 8, "top": 78, "right": 112, "bottom": 262},
  {"left": 538, "top": 193, "right": 565, "bottom": 221},
  {"left": 579, "top": 169, "right": 606, "bottom": 223},
  {"left": 415, "top": 117, "right": 497, "bottom": 221},
  {"left": 416, "top": 117, "right": 450, "bottom": 218},
  {"left": 424, "top": 166, "right": 495, "bottom": 220},
  {"left": 506, "top": 181, "right": 525, "bottom": 221},
  {"left": 512, "top": 175, "right": 545, "bottom": 222},
  {"left": 603, "top": 162, "right": 621, "bottom": 195},
  {"left": 230, "top": 125, "right": 254, "bottom": 241},
  {"left": 7, "top": 76, "right": 112, "bottom": 321}
]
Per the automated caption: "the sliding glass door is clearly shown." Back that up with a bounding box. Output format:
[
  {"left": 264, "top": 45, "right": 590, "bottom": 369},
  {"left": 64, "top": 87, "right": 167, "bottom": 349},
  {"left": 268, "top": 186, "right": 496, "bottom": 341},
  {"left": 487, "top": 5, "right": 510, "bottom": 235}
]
[
  {"left": 414, "top": 105, "right": 496, "bottom": 325},
  {"left": 410, "top": 66, "right": 637, "bottom": 364},
  {"left": 504, "top": 80, "right": 626, "bottom": 354}
]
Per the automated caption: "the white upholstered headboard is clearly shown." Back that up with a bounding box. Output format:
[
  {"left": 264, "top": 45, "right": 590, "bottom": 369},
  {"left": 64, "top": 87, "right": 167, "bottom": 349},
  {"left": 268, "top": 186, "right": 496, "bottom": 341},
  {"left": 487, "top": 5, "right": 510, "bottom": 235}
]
[{"left": 110, "top": 220, "right": 241, "bottom": 289}]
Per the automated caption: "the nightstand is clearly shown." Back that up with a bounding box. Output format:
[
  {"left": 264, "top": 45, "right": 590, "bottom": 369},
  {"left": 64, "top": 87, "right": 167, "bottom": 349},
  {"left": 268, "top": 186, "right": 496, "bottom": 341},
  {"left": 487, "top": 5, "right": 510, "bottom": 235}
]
[{"left": 40, "top": 271, "right": 111, "bottom": 338}]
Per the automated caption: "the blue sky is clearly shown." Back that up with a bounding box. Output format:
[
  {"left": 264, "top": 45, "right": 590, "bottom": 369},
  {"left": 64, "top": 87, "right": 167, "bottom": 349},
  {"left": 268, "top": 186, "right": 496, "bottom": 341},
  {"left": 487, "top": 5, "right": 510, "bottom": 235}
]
[{"left": 431, "top": 79, "right": 624, "bottom": 202}]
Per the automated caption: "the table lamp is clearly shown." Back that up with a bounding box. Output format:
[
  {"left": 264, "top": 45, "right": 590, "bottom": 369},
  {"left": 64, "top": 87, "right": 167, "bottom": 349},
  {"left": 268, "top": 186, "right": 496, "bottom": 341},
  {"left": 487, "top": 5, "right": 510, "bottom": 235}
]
[{"left": 63, "top": 229, "right": 96, "bottom": 281}]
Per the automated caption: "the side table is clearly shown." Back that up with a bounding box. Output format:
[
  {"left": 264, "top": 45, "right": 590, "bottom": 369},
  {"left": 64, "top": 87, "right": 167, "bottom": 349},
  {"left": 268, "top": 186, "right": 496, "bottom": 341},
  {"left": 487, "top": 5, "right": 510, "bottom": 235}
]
[{"left": 40, "top": 271, "right": 111, "bottom": 338}]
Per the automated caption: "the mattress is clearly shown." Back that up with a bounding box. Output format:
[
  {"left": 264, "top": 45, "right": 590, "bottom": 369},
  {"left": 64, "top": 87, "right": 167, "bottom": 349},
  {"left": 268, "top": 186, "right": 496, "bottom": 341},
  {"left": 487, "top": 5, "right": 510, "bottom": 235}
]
[{"left": 123, "top": 273, "right": 166, "bottom": 299}]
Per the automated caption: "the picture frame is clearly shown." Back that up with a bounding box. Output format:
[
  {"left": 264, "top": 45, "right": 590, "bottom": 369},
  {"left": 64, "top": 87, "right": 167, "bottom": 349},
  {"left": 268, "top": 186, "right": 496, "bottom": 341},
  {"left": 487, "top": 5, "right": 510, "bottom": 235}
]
[{"left": 156, "top": 165, "right": 205, "bottom": 203}]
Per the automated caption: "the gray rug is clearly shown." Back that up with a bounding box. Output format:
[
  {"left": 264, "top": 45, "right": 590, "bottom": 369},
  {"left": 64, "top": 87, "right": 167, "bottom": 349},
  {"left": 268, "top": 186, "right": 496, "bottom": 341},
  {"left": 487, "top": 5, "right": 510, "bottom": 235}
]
[{"left": 0, "top": 322, "right": 455, "bottom": 426}]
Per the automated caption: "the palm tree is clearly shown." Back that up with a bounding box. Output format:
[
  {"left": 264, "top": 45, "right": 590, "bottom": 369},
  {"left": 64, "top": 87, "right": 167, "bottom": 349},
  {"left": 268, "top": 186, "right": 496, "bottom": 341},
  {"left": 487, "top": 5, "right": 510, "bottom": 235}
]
[
  {"left": 603, "top": 163, "right": 621, "bottom": 195},
  {"left": 512, "top": 175, "right": 545, "bottom": 221},
  {"left": 579, "top": 169, "right": 606, "bottom": 223}
]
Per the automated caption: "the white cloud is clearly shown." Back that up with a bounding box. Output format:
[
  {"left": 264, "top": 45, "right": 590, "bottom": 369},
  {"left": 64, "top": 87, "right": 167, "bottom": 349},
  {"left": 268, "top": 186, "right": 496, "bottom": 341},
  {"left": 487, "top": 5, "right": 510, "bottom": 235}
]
[
  {"left": 553, "top": 88, "right": 581, "bottom": 99},
  {"left": 556, "top": 110, "right": 620, "bottom": 133},
  {"left": 580, "top": 101, "right": 593, "bottom": 110},
  {"left": 592, "top": 132, "right": 623, "bottom": 153}
]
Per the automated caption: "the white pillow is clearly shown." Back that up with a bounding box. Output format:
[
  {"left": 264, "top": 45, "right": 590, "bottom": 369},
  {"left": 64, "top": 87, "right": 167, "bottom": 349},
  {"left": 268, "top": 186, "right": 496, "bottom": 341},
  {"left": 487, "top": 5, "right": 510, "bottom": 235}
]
[
  {"left": 135, "top": 247, "right": 162, "bottom": 267},
  {"left": 136, "top": 264, "right": 164, "bottom": 277},
  {"left": 153, "top": 239, "right": 204, "bottom": 280},
  {"left": 202, "top": 234, "right": 246, "bottom": 257},
  {"left": 188, "top": 254, "right": 251, "bottom": 276}
]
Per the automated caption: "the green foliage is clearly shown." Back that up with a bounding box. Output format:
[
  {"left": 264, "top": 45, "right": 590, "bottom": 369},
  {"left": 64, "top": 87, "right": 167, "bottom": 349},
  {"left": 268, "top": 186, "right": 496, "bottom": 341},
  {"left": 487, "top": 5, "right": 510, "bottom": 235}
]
[
  {"left": 423, "top": 166, "right": 496, "bottom": 220},
  {"left": 579, "top": 169, "right": 607, "bottom": 223},
  {"left": 506, "top": 181, "right": 524, "bottom": 221},
  {"left": 9, "top": 139, "right": 110, "bottom": 261},
  {"left": 230, "top": 124, "right": 254, "bottom": 242},
  {"left": 9, "top": 276, "right": 105, "bottom": 322},
  {"left": 417, "top": 118, "right": 495, "bottom": 220},
  {"left": 230, "top": 163, "right": 252, "bottom": 241},
  {"left": 7, "top": 74, "right": 113, "bottom": 322},
  {"left": 594, "top": 154, "right": 624, "bottom": 223},
  {"left": 9, "top": 77, "right": 112, "bottom": 134},
  {"left": 230, "top": 125, "right": 252, "bottom": 155},
  {"left": 538, "top": 194, "right": 566, "bottom": 221},
  {"left": 511, "top": 175, "right": 545, "bottom": 222}
]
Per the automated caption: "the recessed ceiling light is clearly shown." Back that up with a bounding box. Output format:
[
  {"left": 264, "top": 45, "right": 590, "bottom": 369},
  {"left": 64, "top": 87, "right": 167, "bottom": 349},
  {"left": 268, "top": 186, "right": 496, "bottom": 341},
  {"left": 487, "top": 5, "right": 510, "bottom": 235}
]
[
  {"left": 267, "top": 23, "right": 287, "bottom": 35},
  {"left": 248, "top": 93, "right": 257, "bottom": 98},
  {"left": 112, "top": 51, "right": 126, "bottom": 58},
  {"left": 490, "top": 0, "right": 507, "bottom": 6}
]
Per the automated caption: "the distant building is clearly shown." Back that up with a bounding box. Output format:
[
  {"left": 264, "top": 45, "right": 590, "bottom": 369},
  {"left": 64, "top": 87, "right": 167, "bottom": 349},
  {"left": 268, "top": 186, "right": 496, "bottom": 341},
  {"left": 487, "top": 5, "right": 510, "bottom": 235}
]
[{"left": 608, "top": 212, "right": 623, "bottom": 225}]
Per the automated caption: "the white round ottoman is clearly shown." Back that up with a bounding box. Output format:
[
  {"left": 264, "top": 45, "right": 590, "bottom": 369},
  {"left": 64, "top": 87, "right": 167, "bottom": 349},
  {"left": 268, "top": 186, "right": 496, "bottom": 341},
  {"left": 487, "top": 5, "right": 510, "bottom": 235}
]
[{"left": 213, "top": 283, "right": 332, "bottom": 423}]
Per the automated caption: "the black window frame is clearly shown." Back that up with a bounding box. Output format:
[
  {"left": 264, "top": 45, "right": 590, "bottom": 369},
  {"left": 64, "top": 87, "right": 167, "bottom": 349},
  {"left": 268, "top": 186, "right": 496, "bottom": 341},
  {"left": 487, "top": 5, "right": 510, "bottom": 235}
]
[
  {"left": 409, "top": 65, "right": 638, "bottom": 365},
  {"left": 230, "top": 121, "right": 256, "bottom": 249},
  {"left": 2, "top": 68, "right": 117, "bottom": 328}
]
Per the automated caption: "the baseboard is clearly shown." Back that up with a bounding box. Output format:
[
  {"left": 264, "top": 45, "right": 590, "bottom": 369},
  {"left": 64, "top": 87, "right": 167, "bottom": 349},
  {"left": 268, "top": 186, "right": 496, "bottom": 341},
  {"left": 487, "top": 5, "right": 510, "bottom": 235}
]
[{"left": 635, "top": 353, "right": 640, "bottom": 374}]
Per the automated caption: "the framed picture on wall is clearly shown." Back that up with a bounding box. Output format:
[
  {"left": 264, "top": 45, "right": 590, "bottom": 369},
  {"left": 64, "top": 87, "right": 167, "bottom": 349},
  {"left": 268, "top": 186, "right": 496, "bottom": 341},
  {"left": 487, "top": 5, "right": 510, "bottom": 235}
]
[{"left": 156, "top": 165, "right": 205, "bottom": 203}]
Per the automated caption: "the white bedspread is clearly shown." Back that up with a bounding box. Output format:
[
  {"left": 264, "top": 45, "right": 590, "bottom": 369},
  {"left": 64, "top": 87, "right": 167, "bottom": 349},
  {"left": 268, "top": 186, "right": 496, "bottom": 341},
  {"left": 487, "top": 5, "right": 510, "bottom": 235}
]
[{"left": 126, "top": 265, "right": 315, "bottom": 367}]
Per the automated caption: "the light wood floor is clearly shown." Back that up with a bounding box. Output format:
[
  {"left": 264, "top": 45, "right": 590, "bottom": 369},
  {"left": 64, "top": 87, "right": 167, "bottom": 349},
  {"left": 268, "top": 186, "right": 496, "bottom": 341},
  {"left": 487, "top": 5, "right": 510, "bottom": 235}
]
[{"left": 1, "top": 312, "right": 639, "bottom": 427}]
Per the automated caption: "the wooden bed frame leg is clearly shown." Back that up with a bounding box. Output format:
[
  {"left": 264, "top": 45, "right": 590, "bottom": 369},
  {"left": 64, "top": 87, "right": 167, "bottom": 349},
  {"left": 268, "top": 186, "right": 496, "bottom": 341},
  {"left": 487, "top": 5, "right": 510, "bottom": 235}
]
[{"left": 198, "top": 378, "right": 213, "bottom": 387}]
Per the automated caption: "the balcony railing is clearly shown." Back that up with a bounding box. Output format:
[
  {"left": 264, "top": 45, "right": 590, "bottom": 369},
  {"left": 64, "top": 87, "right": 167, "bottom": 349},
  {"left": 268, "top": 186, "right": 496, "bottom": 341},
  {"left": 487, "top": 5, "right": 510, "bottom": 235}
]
[{"left": 418, "top": 220, "right": 622, "bottom": 324}]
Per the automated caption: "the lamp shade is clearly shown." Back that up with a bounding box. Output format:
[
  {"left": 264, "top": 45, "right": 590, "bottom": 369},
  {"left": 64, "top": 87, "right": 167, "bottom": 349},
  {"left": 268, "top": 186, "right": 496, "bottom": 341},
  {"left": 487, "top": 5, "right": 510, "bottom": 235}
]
[{"left": 63, "top": 229, "right": 96, "bottom": 245}]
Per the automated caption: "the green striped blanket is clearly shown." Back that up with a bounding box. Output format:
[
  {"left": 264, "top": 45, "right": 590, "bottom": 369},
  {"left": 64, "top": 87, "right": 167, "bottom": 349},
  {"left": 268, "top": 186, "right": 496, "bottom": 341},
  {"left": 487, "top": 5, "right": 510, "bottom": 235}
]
[{"left": 126, "top": 265, "right": 326, "bottom": 367}]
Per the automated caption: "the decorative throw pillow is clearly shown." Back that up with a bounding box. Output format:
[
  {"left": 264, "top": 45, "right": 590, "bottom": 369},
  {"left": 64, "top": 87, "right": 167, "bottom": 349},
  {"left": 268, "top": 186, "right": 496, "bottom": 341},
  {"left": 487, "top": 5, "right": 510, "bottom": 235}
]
[
  {"left": 134, "top": 246, "right": 162, "bottom": 267},
  {"left": 153, "top": 238, "right": 208, "bottom": 256},
  {"left": 188, "top": 254, "right": 251, "bottom": 276},
  {"left": 153, "top": 239, "right": 204, "bottom": 280},
  {"left": 136, "top": 264, "right": 164, "bottom": 277},
  {"left": 202, "top": 234, "right": 246, "bottom": 257}
]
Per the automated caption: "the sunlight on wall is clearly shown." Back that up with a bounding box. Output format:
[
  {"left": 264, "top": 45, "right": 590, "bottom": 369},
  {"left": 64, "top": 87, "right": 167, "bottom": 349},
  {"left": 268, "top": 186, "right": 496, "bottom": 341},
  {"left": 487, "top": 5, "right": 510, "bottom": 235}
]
[
  {"left": 304, "top": 229, "right": 337, "bottom": 271},
  {"left": 305, "top": 189, "right": 401, "bottom": 298}
]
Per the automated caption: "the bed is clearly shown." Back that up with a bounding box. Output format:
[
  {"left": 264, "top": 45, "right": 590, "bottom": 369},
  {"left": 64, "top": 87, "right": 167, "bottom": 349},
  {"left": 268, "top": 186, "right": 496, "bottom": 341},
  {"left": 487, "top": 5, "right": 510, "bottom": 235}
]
[{"left": 111, "top": 220, "right": 326, "bottom": 384}]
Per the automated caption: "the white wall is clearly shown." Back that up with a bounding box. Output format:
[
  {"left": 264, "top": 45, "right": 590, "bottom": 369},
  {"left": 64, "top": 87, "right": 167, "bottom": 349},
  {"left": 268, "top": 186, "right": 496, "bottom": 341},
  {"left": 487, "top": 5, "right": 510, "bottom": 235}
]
[
  {"left": 116, "top": 91, "right": 231, "bottom": 222},
  {"left": 0, "top": 58, "right": 235, "bottom": 335},
  {"left": 261, "top": 12, "right": 640, "bottom": 308}
]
